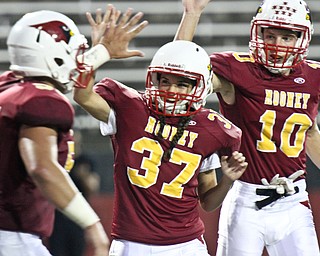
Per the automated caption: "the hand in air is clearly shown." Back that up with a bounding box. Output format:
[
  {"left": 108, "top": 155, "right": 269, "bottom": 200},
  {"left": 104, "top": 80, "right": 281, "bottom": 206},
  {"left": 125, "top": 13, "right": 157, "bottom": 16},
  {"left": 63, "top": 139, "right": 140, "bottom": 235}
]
[
  {"left": 220, "top": 151, "right": 248, "bottom": 182},
  {"left": 261, "top": 170, "right": 304, "bottom": 195},
  {"left": 86, "top": 4, "right": 148, "bottom": 60},
  {"left": 86, "top": 4, "right": 121, "bottom": 47},
  {"left": 182, "top": 0, "right": 211, "bottom": 13}
]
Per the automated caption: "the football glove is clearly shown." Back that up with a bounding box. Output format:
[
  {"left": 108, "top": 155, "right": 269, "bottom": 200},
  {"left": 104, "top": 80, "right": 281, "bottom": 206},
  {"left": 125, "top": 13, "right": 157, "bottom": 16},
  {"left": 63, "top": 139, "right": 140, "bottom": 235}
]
[{"left": 261, "top": 170, "right": 304, "bottom": 195}]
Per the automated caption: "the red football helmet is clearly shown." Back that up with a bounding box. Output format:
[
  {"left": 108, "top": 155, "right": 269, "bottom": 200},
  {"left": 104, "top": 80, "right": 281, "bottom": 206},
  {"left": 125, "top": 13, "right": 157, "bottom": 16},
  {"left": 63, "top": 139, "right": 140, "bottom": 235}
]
[
  {"left": 145, "top": 40, "right": 213, "bottom": 117},
  {"left": 249, "top": 0, "right": 313, "bottom": 74}
]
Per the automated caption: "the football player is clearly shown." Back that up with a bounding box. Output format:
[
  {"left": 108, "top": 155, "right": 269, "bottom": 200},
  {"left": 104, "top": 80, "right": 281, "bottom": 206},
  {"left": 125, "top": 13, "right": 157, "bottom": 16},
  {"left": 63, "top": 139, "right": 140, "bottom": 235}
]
[
  {"left": 175, "top": 0, "right": 320, "bottom": 255},
  {"left": 73, "top": 5, "right": 247, "bottom": 256},
  {"left": 0, "top": 10, "right": 109, "bottom": 256}
]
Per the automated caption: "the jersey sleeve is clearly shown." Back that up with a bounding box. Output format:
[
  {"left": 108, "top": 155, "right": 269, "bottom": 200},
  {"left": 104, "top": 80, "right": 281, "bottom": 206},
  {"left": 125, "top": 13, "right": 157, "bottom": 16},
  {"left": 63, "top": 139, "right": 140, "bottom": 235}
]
[
  {"left": 17, "top": 95, "right": 73, "bottom": 131},
  {"left": 213, "top": 111, "right": 242, "bottom": 157},
  {"left": 94, "top": 78, "right": 118, "bottom": 109},
  {"left": 217, "top": 127, "right": 242, "bottom": 157},
  {"left": 100, "top": 108, "right": 117, "bottom": 136},
  {"left": 211, "top": 51, "right": 234, "bottom": 81},
  {"left": 94, "top": 78, "right": 141, "bottom": 110},
  {"left": 95, "top": 78, "right": 144, "bottom": 137},
  {"left": 211, "top": 51, "right": 257, "bottom": 92},
  {"left": 0, "top": 82, "right": 74, "bottom": 131},
  {"left": 0, "top": 71, "right": 21, "bottom": 92},
  {"left": 199, "top": 153, "right": 221, "bottom": 173}
]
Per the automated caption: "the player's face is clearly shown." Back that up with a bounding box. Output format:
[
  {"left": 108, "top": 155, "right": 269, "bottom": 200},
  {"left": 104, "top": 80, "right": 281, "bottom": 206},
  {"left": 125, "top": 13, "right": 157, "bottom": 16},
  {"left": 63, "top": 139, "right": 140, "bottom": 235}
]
[
  {"left": 262, "top": 28, "right": 299, "bottom": 64},
  {"left": 158, "top": 73, "right": 194, "bottom": 94}
]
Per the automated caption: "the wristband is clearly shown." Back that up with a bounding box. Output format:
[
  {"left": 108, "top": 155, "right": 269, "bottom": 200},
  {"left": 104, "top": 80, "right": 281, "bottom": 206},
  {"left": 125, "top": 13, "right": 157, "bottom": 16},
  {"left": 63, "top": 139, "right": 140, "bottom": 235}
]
[
  {"left": 77, "top": 44, "right": 111, "bottom": 70},
  {"left": 60, "top": 192, "right": 100, "bottom": 229}
]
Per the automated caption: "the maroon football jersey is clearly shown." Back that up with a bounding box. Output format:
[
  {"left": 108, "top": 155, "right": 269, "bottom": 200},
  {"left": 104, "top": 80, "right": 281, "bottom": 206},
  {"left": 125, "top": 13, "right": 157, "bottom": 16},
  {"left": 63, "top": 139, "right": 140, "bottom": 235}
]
[
  {"left": 95, "top": 78, "right": 241, "bottom": 245},
  {"left": 0, "top": 72, "right": 74, "bottom": 237},
  {"left": 211, "top": 52, "right": 320, "bottom": 184}
]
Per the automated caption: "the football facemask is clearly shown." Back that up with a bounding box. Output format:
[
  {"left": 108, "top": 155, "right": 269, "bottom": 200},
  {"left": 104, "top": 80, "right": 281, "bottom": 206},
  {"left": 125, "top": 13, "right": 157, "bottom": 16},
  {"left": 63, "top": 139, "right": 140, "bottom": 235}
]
[{"left": 249, "top": 0, "right": 313, "bottom": 74}]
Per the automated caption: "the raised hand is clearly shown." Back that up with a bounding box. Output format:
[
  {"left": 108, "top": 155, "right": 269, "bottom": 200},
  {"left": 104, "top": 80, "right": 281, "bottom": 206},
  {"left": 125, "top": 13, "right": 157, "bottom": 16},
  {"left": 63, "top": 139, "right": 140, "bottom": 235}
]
[
  {"left": 76, "top": 5, "right": 148, "bottom": 87},
  {"left": 86, "top": 4, "right": 121, "bottom": 47},
  {"left": 174, "top": 0, "right": 210, "bottom": 41},
  {"left": 96, "top": 6, "right": 148, "bottom": 59},
  {"left": 182, "top": 0, "right": 211, "bottom": 14}
]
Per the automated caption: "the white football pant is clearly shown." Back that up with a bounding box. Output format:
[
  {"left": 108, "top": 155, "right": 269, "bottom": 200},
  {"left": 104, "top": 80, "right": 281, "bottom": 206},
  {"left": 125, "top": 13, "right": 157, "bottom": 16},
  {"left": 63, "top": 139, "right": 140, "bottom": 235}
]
[
  {"left": 109, "top": 236, "right": 210, "bottom": 256},
  {"left": 216, "top": 180, "right": 320, "bottom": 256},
  {"left": 0, "top": 230, "right": 51, "bottom": 256}
]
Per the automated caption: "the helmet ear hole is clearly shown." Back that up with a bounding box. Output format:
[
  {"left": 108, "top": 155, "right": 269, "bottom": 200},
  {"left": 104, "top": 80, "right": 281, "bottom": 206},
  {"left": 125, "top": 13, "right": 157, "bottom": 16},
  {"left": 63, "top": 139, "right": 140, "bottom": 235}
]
[
  {"left": 54, "top": 58, "right": 64, "bottom": 66},
  {"left": 36, "top": 31, "right": 41, "bottom": 43}
]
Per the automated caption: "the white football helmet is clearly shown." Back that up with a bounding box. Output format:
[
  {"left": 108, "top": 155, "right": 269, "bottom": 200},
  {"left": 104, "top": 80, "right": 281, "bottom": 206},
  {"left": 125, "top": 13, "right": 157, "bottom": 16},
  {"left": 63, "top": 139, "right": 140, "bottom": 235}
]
[
  {"left": 145, "top": 40, "right": 213, "bottom": 117},
  {"left": 7, "top": 10, "right": 88, "bottom": 93},
  {"left": 249, "top": 0, "right": 313, "bottom": 74}
]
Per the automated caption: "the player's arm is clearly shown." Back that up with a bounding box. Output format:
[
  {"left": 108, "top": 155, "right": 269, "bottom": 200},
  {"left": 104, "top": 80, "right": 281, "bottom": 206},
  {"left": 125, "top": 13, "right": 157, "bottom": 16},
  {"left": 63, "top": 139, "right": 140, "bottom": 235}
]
[
  {"left": 198, "top": 151, "right": 247, "bottom": 212},
  {"left": 73, "top": 72, "right": 110, "bottom": 122},
  {"left": 174, "top": 0, "right": 235, "bottom": 104},
  {"left": 212, "top": 74, "right": 235, "bottom": 104},
  {"left": 198, "top": 169, "right": 219, "bottom": 211},
  {"left": 19, "top": 126, "right": 77, "bottom": 207},
  {"left": 306, "top": 120, "right": 320, "bottom": 168},
  {"left": 174, "top": 0, "right": 210, "bottom": 41},
  {"left": 73, "top": 5, "right": 116, "bottom": 123},
  {"left": 19, "top": 125, "right": 109, "bottom": 255},
  {"left": 73, "top": 5, "right": 148, "bottom": 122}
]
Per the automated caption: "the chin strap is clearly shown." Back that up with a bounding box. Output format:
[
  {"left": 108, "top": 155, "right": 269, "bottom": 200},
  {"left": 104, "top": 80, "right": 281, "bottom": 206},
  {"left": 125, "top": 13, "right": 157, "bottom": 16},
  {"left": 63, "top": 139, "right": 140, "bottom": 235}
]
[{"left": 71, "top": 61, "right": 94, "bottom": 89}]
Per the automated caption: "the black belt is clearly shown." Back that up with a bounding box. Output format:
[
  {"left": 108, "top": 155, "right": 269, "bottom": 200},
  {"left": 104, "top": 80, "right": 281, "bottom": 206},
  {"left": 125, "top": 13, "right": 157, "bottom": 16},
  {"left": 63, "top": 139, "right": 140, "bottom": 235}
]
[{"left": 255, "top": 186, "right": 299, "bottom": 210}]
